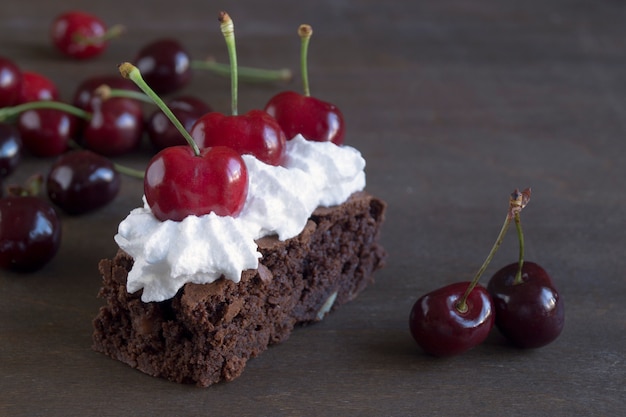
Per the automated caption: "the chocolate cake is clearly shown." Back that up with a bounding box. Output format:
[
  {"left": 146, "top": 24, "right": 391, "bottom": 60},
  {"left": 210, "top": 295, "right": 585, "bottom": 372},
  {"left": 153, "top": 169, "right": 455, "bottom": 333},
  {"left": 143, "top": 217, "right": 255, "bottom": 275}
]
[{"left": 92, "top": 192, "right": 386, "bottom": 386}]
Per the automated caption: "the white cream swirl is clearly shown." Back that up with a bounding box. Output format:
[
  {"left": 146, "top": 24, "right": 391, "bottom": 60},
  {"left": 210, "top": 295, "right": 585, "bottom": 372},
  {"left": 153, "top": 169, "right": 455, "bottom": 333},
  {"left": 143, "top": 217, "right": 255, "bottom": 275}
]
[{"left": 114, "top": 135, "right": 366, "bottom": 302}]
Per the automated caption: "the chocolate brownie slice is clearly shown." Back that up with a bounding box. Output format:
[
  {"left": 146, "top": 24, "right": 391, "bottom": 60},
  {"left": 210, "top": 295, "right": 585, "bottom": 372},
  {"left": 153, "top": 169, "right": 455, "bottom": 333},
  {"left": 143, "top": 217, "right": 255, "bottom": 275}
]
[{"left": 92, "top": 192, "right": 386, "bottom": 386}]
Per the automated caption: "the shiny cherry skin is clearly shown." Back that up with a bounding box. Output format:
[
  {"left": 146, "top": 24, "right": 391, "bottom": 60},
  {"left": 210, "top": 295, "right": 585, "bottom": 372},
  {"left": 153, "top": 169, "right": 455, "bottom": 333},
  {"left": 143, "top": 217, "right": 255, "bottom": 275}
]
[
  {"left": 0, "top": 195, "right": 61, "bottom": 272},
  {"left": 265, "top": 91, "right": 345, "bottom": 145},
  {"left": 0, "top": 56, "right": 23, "bottom": 108},
  {"left": 50, "top": 11, "right": 109, "bottom": 59},
  {"left": 487, "top": 262, "right": 564, "bottom": 349},
  {"left": 409, "top": 282, "right": 495, "bottom": 356},
  {"left": 46, "top": 150, "right": 121, "bottom": 215},
  {"left": 144, "top": 145, "right": 248, "bottom": 222},
  {"left": 72, "top": 74, "right": 138, "bottom": 112},
  {"left": 190, "top": 110, "right": 286, "bottom": 166},
  {"left": 134, "top": 38, "right": 192, "bottom": 95},
  {"left": 147, "top": 96, "right": 212, "bottom": 150},
  {"left": 17, "top": 108, "right": 77, "bottom": 157},
  {"left": 0, "top": 123, "right": 22, "bottom": 178},
  {"left": 82, "top": 97, "right": 143, "bottom": 156},
  {"left": 17, "top": 71, "right": 60, "bottom": 104}
]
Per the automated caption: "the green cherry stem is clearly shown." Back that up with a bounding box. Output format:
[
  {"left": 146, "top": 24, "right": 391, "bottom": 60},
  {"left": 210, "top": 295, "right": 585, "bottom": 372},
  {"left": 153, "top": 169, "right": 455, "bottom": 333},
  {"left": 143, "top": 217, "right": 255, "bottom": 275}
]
[
  {"left": 455, "top": 188, "right": 531, "bottom": 313},
  {"left": 298, "top": 24, "right": 313, "bottom": 97},
  {"left": 219, "top": 11, "right": 238, "bottom": 116},
  {"left": 513, "top": 212, "right": 526, "bottom": 285},
  {"left": 118, "top": 62, "right": 201, "bottom": 156},
  {"left": 0, "top": 100, "right": 91, "bottom": 123},
  {"left": 94, "top": 84, "right": 155, "bottom": 104},
  {"left": 191, "top": 57, "right": 292, "bottom": 82}
]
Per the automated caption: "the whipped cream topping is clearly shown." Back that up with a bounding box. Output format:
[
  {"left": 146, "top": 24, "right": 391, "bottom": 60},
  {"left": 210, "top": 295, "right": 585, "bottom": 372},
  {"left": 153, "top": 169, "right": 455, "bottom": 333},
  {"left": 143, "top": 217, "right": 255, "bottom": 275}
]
[{"left": 114, "top": 135, "right": 366, "bottom": 302}]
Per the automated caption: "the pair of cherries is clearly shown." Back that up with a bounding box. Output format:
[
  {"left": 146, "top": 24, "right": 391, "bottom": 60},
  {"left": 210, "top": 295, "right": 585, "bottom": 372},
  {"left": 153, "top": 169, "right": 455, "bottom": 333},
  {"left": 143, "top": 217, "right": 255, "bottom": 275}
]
[
  {"left": 409, "top": 189, "right": 565, "bottom": 355},
  {"left": 132, "top": 16, "right": 345, "bottom": 222}
]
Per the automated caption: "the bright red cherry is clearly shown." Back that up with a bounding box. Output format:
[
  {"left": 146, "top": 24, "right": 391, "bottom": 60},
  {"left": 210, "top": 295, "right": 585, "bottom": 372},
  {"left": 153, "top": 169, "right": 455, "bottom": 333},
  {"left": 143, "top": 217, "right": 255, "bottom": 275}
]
[
  {"left": 17, "top": 71, "right": 60, "bottom": 104},
  {"left": 488, "top": 263, "right": 564, "bottom": 349},
  {"left": 409, "top": 282, "right": 495, "bottom": 356},
  {"left": 82, "top": 97, "right": 143, "bottom": 156},
  {"left": 46, "top": 150, "right": 121, "bottom": 215},
  {"left": 144, "top": 145, "right": 248, "bottom": 222},
  {"left": 0, "top": 56, "right": 23, "bottom": 108},
  {"left": 264, "top": 24, "right": 345, "bottom": 145},
  {"left": 50, "top": 11, "right": 121, "bottom": 59},
  {"left": 265, "top": 91, "right": 344, "bottom": 144},
  {"left": 190, "top": 110, "right": 286, "bottom": 166},
  {"left": 0, "top": 194, "right": 62, "bottom": 272},
  {"left": 0, "top": 123, "right": 22, "bottom": 178},
  {"left": 147, "top": 96, "right": 212, "bottom": 150},
  {"left": 134, "top": 38, "right": 192, "bottom": 95},
  {"left": 17, "top": 108, "right": 77, "bottom": 157}
]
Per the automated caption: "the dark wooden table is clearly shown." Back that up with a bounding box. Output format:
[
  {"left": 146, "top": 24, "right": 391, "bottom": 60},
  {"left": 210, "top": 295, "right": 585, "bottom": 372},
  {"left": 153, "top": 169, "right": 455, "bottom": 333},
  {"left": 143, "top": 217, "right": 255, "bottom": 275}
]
[{"left": 2, "top": 1, "right": 624, "bottom": 416}]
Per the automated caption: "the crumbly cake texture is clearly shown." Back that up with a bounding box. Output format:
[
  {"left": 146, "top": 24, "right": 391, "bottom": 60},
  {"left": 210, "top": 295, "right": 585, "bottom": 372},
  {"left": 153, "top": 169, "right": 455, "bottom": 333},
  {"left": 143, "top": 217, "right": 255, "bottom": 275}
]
[{"left": 92, "top": 192, "right": 386, "bottom": 387}]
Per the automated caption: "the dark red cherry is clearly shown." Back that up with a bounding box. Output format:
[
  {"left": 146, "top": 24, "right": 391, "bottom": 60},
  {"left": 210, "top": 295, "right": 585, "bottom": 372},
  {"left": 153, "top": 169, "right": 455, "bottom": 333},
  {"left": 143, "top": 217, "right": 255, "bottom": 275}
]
[
  {"left": 0, "top": 56, "right": 23, "bottom": 108},
  {"left": 487, "top": 262, "right": 564, "bottom": 349},
  {"left": 46, "top": 150, "right": 121, "bottom": 215},
  {"left": 265, "top": 90, "right": 345, "bottom": 145},
  {"left": 17, "top": 71, "right": 60, "bottom": 104},
  {"left": 50, "top": 11, "right": 110, "bottom": 59},
  {"left": 409, "top": 282, "right": 495, "bottom": 357},
  {"left": 144, "top": 145, "right": 248, "bottom": 222},
  {"left": 72, "top": 74, "right": 138, "bottom": 112},
  {"left": 147, "top": 96, "right": 212, "bottom": 150},
  {"left": 82, "top": 97, "right": 143, "bottom": 156},
  {"left": 134, "top": 38, "right": 192, "bottom": 95},
  {"left": 0, "top": 123, "right": 22, "bottom": 178},
  {"left": 17, "top": 108, "right": 77, "bottom": 157},
  {"left": 189, "top": 109, "right": 286, "bottom": 166},
  {"left": 0, "top": 195, "right": 61, "bottom": 272}
]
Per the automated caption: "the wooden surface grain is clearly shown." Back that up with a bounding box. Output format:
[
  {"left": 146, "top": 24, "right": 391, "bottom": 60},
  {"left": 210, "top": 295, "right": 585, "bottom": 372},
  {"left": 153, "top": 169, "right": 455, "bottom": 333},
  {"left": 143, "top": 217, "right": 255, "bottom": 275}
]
[{"left": 1, "top": 1, "right": 625, "bottom": 416}]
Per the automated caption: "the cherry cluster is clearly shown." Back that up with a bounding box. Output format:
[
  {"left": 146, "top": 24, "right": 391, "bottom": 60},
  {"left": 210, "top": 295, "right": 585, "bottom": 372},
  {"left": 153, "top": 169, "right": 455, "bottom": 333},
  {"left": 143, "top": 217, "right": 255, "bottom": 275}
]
[
  {"left": 0, "top": 10, "right": 344, "bottom": 272},
  {"left": 409, "top": 189, "right": 565, "bottom": 353}
]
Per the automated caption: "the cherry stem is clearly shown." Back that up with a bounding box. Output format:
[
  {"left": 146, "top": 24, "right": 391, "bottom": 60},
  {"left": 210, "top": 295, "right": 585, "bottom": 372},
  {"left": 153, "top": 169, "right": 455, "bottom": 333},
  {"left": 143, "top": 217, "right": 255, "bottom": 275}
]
[
  {"left": 298, "top": 24, "right": 313, "bottom": 97},
  {"left": 73, "top": 24, "right": 125, "bottom": 45},
  {"left": 118, "top": 62, "right": 201, "bottom": 156},
  {"left": 456, "top": 214, "right": 512, "bottom": 313},
  {"left": 191, "top": 58, "right": 292, "bottom": 82},
  {"left": 219, "top": 12, "right": 238, "bottom": 116},
  {"left": 455, "top": 188, "right": 531, "bottom": 313},
  {"left": 94, "top": 85, "right": 155, "bottom": 104},
  {"left": 513, "top": 212, "right": 525, "bottom": 285},
  {"left": 0, "top": 100, "right": 91, "bottom": 122}
]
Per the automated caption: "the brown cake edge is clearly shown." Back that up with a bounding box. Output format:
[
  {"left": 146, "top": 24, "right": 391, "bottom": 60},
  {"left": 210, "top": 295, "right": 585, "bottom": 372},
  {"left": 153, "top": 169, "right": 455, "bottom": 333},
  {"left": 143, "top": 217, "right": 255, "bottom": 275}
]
[{"left": 92, "top": 192, "right": 387, "bottom": 387}]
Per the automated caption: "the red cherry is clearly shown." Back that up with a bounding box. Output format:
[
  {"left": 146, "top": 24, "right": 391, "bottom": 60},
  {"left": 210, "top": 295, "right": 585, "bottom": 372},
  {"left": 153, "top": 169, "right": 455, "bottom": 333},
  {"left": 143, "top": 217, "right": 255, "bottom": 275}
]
[
  {"left": 487, "top": 262, "right": 564, "bottom": 349},
  {"left": 144, "top": 145, "right": 248, "bottom": 222},
  {"left": 147, "top": 96, "right": 212, "bottom": 150},
  {"left": 50, "top": 11, "right": 115, "bottom": 59},
  {"left": 82, "top": 97, "right": 143, "bottom": 156},
  {"left": 0, "top": 195, "right": 62, "bottom": 272},
  {"left": 190, "top": 110, "right": 286, "bottom": 166},
  {"left": 0, "top": 56, "right": 23, "bottom": 108},
  {"left": 17, "top": 71, "right": 60, "bottom": 104},
  {"left": 409, "top": 282, "right": 495, "bottom": 357},
  {"left": 265, "top": 91, "right": 345, "bottom": 145},
  {"left": 134, "top": 38, "right": 192, "bottom": 95},
  {"left": 46, "top": 150, "right": 121, "bottom": 215},
  {"left": 17, "top": 108, "right": 77, "bottom": 157}
]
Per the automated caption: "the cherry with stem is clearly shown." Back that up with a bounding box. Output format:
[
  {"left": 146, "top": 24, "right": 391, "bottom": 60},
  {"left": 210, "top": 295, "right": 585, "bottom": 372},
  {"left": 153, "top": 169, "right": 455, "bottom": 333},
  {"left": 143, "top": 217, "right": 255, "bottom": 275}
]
[{"left": 119, "top": 61, "right": 249, "bottom": 222}]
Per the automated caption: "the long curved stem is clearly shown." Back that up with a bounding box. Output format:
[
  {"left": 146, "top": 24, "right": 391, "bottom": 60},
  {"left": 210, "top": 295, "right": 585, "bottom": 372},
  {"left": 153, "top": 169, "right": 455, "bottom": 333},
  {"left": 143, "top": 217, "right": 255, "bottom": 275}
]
[
  {"left": 118, "top": 62, "right": 200, "bottom": 156},
  {"left": 0, "top": 100, "right": 91, "bottom": 122},
  {"left": 513, "top": 212, "right": 525, "bottom": 285},
  {"left": 191, "top": 58, "right": 291, "bottom": 82}
]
